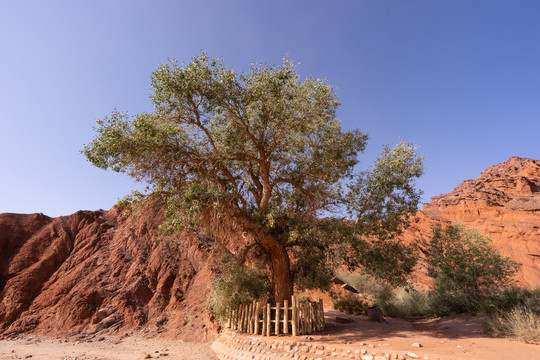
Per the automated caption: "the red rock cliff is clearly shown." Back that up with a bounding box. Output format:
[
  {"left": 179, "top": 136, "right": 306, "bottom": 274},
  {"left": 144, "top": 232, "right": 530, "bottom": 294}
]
[
  {"left": 0, "top": 202, "right": 220, "bottom": 340},
  {"left": 404, "top": 156, "right": 540, "bottom": 287}
]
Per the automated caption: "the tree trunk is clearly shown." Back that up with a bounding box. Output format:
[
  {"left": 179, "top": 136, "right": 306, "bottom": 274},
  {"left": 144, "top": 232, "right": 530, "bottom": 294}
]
[
  {"left": 269, "top": 243, "right": 293, "bottom": 303},
  {"left": 237, "top": 215, "right": 294, "bottom": 303},
  {"left": 258, "top": 233, "right": 293, "bottom": 303}
]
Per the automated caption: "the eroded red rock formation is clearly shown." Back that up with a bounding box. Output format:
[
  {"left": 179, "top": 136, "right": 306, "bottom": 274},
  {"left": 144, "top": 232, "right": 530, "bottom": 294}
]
[
  {"left": 404, "top": 156, "right": 540, "bottom": 287},
  {"left": 0, "top": 202, "right": 220, "bottom": 340}
]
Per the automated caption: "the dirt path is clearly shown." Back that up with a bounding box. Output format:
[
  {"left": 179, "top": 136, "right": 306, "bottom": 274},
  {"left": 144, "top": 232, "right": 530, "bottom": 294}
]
[{"left": 0, "top": 335, "right": 217, "bottom": 360}]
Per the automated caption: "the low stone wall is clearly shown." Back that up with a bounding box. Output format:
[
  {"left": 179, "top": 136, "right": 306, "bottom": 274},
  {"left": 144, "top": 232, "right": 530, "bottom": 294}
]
[{"left": 211, "top": 329, "right": 426, "bottom": 360}]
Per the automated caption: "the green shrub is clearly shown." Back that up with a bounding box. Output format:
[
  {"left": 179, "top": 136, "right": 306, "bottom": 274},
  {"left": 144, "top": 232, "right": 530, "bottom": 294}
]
[
  {"left": 480, "top": 286, "right": 536, "bottom": 314},
  {"left": 210, "top": 260, "right": 272, "bottom": 322},
  {"left": 333, "top": 298, "right": 367, "bottom": 315},
  {"left": 335, "top": 271, "right": 430, "bottom": 318},
  {"left": 424, "top": 224, "right": 518, "bottom": 315},
  {"left": 427, "top": 289, "right": 476, "bottom": 316},
  {"left": 378, "top": 288, "right": 431, "bottom": 318},
  {"left": 335, "top": 270, "right": 394, "bottom": 305}
]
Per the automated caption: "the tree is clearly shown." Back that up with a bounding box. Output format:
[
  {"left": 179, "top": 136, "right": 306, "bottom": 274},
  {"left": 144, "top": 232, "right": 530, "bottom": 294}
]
[
  {"left": 83, "top": 52, "right": 423, "bottom": 302},
  {"left": 426, "top": 224, "right": 519, "bottom": 302}
]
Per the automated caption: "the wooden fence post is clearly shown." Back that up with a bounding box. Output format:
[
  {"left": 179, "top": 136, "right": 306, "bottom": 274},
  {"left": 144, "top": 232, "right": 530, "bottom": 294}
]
[
  {"left": 244, "top": 304, "right": 251, "bottom": 333},
  {"left": 247, "top": 303, "right": 251, "bottom": 334},
  {"left": 243, "top": 304, "right": 247, "bottom": 333},
  {"left": 306, "top": 301, "right": 313, "bottom": 334},
  {"left": 234, "top": 304, "right": 238, "bottom": 330},
  {"left": 254, "top": 302, "right": 259, "bottom": 335},
  {"left": 266, "top": 303, "right": 271, "bottom": 336},
  {"left": 275, "top": 302, "right": 281, "bottom": 335},
  {"left": 291, "top": 295, "right": 297, "bottom": 336},
  {"left": 318, "top": 299, "right": 324, "bottom": 331},
  {"left": 238, "top": 304, "right": 243, "bottom": 332},
  {"left": 262, "top": 302, "right": 267, "bottom": 336},
  {"left": 283, "top": 299, "right": 289, "bottom": 334}
]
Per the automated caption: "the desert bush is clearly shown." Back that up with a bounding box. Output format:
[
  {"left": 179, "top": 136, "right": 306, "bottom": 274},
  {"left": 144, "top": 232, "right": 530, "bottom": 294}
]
[
  {"left": 335, "top": 270, "right": 394, "bottom": 305},
  {"left": 424, "top": 224, "right": 518, "bottom": 314},
  {"left": 335, "top": 271, "right": 430, "bottom": 318},
  {"left": 485, "top": 306, "right": 540, "bottom": 343},
  {"left": 480, "top": 286, "right": 537, "bottom": 314},
  {"left": 426, "top": 289, "right": 477, "bottom": 316},
  {"left": 210, "top": 260, "right": 272, "bottom": 322},
  {"left": 378, "top": 288, "right": 432, "bottom": 318},
  {"left": 333, "top": 298, "right": 368, "bottom": 315}
]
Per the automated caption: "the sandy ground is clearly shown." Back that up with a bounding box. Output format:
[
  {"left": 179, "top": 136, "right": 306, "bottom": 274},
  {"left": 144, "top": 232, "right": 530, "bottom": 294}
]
[
  {"left": 1, "top": 311, "right": 539, "bottom": 360},
  {"left": 0, "top": 335, "right": 217, "bottom": 360},
  {"left": 313, "top": 310, "right": 540, "bottom": 360}
]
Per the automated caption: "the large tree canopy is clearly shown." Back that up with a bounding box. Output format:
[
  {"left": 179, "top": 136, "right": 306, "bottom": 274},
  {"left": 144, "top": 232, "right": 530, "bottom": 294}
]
[{"left": 83, "top": 52, "right": 423, "bottom": 302}]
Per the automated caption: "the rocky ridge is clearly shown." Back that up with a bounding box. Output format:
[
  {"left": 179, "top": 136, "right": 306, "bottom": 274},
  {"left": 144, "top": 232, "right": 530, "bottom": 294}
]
[{"left": 404, "top": 156, "right": 540, "bottom": 286}]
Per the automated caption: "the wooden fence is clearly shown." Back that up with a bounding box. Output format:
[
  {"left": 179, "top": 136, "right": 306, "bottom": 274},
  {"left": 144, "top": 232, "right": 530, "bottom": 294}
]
[{"left": 224, "top": 296, "right": 324, "bottom": 336}]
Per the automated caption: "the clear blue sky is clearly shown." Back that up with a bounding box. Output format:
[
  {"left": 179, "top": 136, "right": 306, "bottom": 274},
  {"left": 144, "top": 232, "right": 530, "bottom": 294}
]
[{"left": 1, "top": 0, "right": 539, "bottom": 217}]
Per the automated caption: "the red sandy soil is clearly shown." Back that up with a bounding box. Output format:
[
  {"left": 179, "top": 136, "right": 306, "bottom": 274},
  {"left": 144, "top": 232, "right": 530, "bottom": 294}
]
[
  {"left": 306, "top": 310, "right": 539, "bottom": 360},
  {"left": 0, "top": 334, "right": 217, "bottom": 360}
]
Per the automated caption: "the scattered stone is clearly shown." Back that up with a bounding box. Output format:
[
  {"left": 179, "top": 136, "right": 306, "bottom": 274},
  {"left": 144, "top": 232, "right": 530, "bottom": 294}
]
[
  {"left": 144, "top": 355, "right": 152, "bottom": 359},
  {"left": 411, "top": 343, "right": 423, "bottom": 348},
  {"left": 406, "top": 353, "right": 420, "bottom": 359}
]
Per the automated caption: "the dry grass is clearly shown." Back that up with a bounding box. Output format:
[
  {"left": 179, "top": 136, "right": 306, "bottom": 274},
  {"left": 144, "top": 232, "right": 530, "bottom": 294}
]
[{"left": 486, "top": 306, "right": 540, "bottom": 343}]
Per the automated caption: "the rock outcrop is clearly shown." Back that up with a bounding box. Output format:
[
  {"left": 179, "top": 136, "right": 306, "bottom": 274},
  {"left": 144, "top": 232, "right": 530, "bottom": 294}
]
[
  {"left": 0, "top": 202, "right": 220, "bottom": 340},
  {"left": 404, "top": 156, "right": 540, "bottom": 287}
]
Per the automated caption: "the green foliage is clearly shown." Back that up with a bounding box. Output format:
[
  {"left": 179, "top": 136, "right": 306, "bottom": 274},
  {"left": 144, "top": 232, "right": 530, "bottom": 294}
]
[
  {"left": 425, "top": 224, "right": 519, "bottom": 311},
  {"left": 335, "top": 270, "right": 394, "bottom": 304},
  {"left": 210, "top": 258, "right": 272, "bottom": 321},
  {"left": 83, "top": 51, "right": 424, "bottom": 299},
  {"left": 378, "top": 288, "right": 432, "bottom": 318},
  {"left": 333, "top": 298, "right": 368, "bottom": 316},
  {"left": 335, "top": 271, "right": 429, "bottom": 318},
  {"left": 480, "top": 286, "right": 539, "bottom": 314}
]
